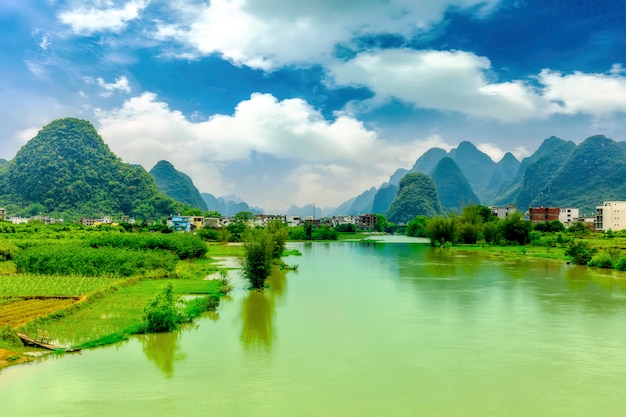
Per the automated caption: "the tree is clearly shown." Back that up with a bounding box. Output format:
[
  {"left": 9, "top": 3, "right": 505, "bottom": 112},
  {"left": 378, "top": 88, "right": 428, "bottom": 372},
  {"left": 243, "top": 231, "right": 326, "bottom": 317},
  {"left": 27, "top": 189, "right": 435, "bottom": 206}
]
[
  {"left": 426, "top": 216, "right": 457, "bottom": 246},
  {"left": 500, "top": 212, "right": 532, "bottom": 245},
  {"left": 266, "top": 220, "right": 288, "bottom": 260},
  {"left": 242, "top": 228, "right": 273, "bottom": 289},
  {"left": 143, "top": 283, "right": 183, "bottom": 333},
  {"left": 406, "top": 216, "right": 429, "bottom": 237}
]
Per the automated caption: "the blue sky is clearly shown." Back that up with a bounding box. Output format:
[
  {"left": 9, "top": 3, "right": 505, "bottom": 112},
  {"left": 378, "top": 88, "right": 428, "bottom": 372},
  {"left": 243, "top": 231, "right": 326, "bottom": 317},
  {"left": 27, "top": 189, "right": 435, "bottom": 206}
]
[{"left": 2, "top": 0, "right": 626, "bottom": 211}]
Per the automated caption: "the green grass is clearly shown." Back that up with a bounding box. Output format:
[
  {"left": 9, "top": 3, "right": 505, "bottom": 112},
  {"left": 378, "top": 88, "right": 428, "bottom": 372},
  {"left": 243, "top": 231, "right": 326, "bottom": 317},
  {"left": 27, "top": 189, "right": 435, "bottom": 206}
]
[
  {"left": 452, "top": 243, "right": 569, "bottom": 261},
  {"left": 206, "top": 242, "right": 245, "bottom": 257},
  {"left": 18, "top": 277, "right": 224, "bottom": 348},
  {"left": 0, "top": 275, "right": 120, "bottom": 297}
]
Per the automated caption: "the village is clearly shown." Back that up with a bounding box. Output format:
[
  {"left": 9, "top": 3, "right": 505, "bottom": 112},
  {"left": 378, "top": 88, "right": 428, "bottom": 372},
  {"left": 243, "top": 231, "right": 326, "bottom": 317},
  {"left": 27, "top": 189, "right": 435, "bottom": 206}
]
[{"left": 1, "top": 201, "right": 626, "bottom": 233}]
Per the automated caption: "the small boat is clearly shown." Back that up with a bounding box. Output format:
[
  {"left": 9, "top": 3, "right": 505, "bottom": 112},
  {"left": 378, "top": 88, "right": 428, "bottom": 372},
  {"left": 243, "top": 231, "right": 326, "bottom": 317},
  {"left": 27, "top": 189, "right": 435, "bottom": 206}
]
[{"left": 16, "top": 332, "right": 82, "bottom": 353}]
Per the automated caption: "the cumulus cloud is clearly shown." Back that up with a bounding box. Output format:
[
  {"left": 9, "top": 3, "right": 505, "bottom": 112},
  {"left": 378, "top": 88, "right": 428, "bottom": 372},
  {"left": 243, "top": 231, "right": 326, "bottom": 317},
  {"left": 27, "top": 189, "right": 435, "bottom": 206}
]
[
  {"left": 539, "top": 69, "right": 626, "bottom": 116},
  {"left": 328, "top": 48, "right": 545, "bottom": 122},
  {"left": 329, "top": 49, "right": 626, "bottom": 123},
  {"left": 151, "top": 0, "right": 502, "bottom": 69},
  {"left": 59, "top": 0, "right": 148, "bottom": 35},
  {"left": 94, "top": 91, "right": 449, "bottom": 209}
]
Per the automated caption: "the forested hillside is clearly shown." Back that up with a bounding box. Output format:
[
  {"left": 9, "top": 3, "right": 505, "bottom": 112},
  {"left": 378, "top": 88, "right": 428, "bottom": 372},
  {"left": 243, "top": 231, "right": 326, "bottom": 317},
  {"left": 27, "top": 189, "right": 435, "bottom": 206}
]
[{"left": 0, "top": 118, "right": 185, "bottom": 220}]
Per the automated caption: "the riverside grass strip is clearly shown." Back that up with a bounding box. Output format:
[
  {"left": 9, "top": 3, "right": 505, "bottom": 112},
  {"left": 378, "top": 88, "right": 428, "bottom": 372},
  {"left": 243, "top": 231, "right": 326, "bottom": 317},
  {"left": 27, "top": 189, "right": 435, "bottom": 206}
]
[{"left": 18, "top": 278, "right": 224, "bottom": 348}]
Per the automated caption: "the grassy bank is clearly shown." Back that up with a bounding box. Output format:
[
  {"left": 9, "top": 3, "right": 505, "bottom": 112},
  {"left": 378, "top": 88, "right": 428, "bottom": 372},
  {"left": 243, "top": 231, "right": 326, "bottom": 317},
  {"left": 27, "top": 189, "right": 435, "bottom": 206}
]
[{"left": 0, "top": 232, "right": 240, "bottom": 370}]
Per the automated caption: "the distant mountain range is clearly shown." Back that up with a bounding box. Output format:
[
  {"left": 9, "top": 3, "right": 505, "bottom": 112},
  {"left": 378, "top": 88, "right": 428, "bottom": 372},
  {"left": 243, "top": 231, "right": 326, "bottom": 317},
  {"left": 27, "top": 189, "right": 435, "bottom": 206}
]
[
  {"left": 1, "top": 118, "right": 625, "bottom": 221},
  {"left": 336, "top": 135, "right": 626, "bottom": 219}
]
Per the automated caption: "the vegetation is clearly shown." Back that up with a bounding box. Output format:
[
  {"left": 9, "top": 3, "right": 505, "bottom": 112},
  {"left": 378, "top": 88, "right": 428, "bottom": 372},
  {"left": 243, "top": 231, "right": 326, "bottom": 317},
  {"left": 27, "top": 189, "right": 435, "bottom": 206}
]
[
  {"left": 0, "top": 224, "right": 229, "bottom": 368},
  {"left": 0, "top": 118, "right": 188, "bottom": 221},
  {"left": 386, "top": 172, "right": 443, "bottom": 223},
  {"left": 241, "top": 220, "right": 290, "bottom": 289},
  {"left": 149, "top": 160, "right": 208, "bottom": 211}
]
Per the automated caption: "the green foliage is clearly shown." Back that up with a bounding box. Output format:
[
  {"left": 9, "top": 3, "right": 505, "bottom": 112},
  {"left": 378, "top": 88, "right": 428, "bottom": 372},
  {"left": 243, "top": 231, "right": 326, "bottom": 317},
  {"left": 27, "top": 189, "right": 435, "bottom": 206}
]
[
  {"left": 149, "top": 160, "right": 208, "bottom": 211},
  {"left": 386, "top": 172, "right": 443, "bottom": 224},
  {"left": 500, "top": 212, "right": 532, "bottom": 245},
  {"left": 1, "top": 325, "right": 23, "bottom": 349},
  {"left": 457, "top": 222, "right": 480, "bottom": 244},
  {"left": 406, "top": 216, "right": 429, "bottom": 237},
  {"left": 226, "top": 220, "right": 248, "bottom": 242},
  {"left": 13, "top": 244, "right": 178, "bottom": 277},
  {"left": 587, "top": 251, "right": 617, "bottom": 269},
  {"left": 564, "top": 241, "right": 597, "bottom": 265},
  {"left": 567, "top": 222, "right": 590, "bottom": 235},
  {"left": 242, "top": 228, "right": 273, "bottom": 289},
  {"left": 312, "top": 225, "right": 338, "bottom": 240},
  {"left": 87, "top": 233, "right": 208, "bottom": 259},
  {"left": 183, "top": 295, "right": 220, "bottom": 320},
  {"left": 266, "top": 220, "right": 288, "bottom": 259},
  {"left": 143, "top": 283, "right": 183, "bottom": 333},
  {"left": 533, "top": 221, "right": 565, "bottom": 233},
  {"left": 335, "top": 223, "right": 356, "bottom": 232},
  {"left": 198, "top": 227, "right": 220, "bottom": 241},
  {"left": 426, "top": 217, "right": 457, "bottom": 247},
  {"left": 431, "top": 157, "right": 480, "bottom": 211},
  {"left": 288, "top": 226, "right": 307, "bottom": 240},
  {"left": 481, "top": 220, "right": 501, "bottom": 244}
]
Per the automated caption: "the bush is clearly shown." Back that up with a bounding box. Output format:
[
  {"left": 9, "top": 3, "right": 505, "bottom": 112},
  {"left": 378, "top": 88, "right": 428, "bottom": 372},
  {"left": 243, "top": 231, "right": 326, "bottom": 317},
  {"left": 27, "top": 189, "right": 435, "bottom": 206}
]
[
  {"left": 564, "top": 241, "right": 596, "bottom": 265},
  {"left": 143, "top": 283, "right": 183, "bottom": 333},
  {"left": 13, "top": 243, "right": 178, "bottom": 277},
  {"left": 588, "top": 251, "right": 615, "bottom": 269},
  {"left": 426, "top": 217, "right": 457, "bottom": 246}
]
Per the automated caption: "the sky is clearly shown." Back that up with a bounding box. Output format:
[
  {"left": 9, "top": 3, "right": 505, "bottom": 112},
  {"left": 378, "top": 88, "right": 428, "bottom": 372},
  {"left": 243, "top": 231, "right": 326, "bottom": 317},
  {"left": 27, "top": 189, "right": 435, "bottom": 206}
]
[{"left": 2, "top": 0, "right": 626, "bottom": 212}]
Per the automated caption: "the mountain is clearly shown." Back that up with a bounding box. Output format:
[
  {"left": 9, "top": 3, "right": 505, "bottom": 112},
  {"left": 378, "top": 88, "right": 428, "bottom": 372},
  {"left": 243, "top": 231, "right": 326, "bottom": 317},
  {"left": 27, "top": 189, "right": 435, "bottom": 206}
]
[
  {"left": 493, "top": 136, "right": 576, "bottom": 208},
  {"left": 386, "top": 172, "right": 443, "bottom": 223},
  {"left": 0, "top": 118, "right": 180, "bottom": 219},
  {"left": 447, "top": 141, "right": 498, "bottom": 202},
  {"left": 431, "top": 157, "right": 479, "bottom": 211},
  {"left": 200, "top": 193, "right": 262, "bottom": 216},
  {"left": 410, "top": 148, "right": 448, "bottom": 174},
  {"left": 371, "top": 184, "right": 398, "bottom": 215},
  {"left": 149, "top": 160, "right": 207, "bottom": 211},
  {"left": 332, "top": 186, "right": 378, "bottom": 216},
  {"left": 528, "top": 135, "right": 626, "bottom": 212},
  {"left": 283, "top": 204, "right": 325, "bottom": 217}
]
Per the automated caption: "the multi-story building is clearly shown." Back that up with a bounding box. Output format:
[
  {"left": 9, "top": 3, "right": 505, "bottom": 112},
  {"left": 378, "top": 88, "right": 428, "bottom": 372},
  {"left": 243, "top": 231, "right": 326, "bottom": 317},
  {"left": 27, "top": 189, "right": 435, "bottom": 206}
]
[
  {"left": 559, "top": 208, "right": 579, "bottom": 227},
  {"left": 529, "top": 207, "right": 560, "bottom": 224},
  {"left": 489, "top": 204, "right": 517, "bottom": 219},
  {"left": 596, "top": 201, "right": 626, "bottom": 231}
]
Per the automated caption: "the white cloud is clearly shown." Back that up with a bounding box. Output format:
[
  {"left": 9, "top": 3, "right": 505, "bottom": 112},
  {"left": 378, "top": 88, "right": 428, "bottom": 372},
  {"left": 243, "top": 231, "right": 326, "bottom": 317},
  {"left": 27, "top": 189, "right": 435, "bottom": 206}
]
[
  {"left": 90, "top": 76, "right": 132, "bottom": 97},
  {"left": 94, "top": 91, "right": 450, "bottom": 209},
  {"left": 328, "top": 48, "right": 545, "bottom": 122},
  {"left": 59, "top": 0, "right": 148, "bottom": 35},
  {"left": 152, "top": 0, "right": 502, "bottom": 69},
  {"left": 539, "top": 68, "right": 626, "bottom": 117},
  {"left": 329, "top": 49, "right": 626, "bottom": 124}
]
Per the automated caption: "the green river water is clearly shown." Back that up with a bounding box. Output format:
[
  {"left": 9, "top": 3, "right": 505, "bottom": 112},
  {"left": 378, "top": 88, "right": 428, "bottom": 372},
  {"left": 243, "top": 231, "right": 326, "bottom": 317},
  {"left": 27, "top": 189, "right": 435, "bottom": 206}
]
[{"left": 2, "top": 236, "right": 626, "bottom": 416}]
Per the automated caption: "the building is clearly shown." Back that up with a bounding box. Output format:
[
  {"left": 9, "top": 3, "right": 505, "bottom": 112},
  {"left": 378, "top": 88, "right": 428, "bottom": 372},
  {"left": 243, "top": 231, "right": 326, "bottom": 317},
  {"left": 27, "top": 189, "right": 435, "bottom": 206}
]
[
  {"left": 596, "top": 201, "right": 626, "bottom": 231},
  {"left": 190, "top": 216, "right": 205, "bottom": 231},
  {"left": 489, "top": 204, "right": 517, "bottom": 219},
  {"left": 167, "top": 215, "right": 191, "bottom": 232},
  {"left": 529, "top": 207, "right": 560, "bottom": 224},
  {"left": 558, "top": 208, "right": 579, "bottom": 227},
  {"left": 358, "top": 214, "right": 377, "bottom": 230}
]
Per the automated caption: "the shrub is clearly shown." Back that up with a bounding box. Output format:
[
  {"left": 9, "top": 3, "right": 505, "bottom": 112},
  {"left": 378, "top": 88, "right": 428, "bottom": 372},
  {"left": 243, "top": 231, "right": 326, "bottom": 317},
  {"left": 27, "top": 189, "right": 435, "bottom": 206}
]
[
  {"left": 143, "top": 283, "right": 183, "bottom": 333},
  {"left": 564, "top": 241, "right": 596, "bottom": 265},
  {"left": 588, "top": 251, "right": 615, "bottom": 269},
  {"left": 426, "top": 217, "right": 456, "bottom": 246}
]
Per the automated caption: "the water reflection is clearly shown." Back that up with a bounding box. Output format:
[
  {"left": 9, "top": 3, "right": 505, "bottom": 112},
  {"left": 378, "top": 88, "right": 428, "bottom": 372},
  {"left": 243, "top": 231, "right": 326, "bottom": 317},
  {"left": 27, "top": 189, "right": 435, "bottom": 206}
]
[
  {"left": 139, "top": 331, "right": 186, "bottom": 377},
  {"left": 240, "top": 269, "right": 288, "bottom": 352}
]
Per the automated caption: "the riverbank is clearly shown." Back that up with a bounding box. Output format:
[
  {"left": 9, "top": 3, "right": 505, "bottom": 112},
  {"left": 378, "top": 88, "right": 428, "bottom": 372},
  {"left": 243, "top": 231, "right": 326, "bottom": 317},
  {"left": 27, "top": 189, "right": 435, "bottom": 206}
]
[{"left": 0, "top": 241, "right": 243, "bottom": 371}]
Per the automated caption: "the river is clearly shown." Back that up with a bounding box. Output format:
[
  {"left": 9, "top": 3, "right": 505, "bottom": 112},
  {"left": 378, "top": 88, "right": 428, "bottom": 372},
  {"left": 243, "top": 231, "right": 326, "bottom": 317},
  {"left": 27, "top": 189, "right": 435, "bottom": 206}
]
[{"left": 2, "top": 237, "right": 626, "bottom": 416}]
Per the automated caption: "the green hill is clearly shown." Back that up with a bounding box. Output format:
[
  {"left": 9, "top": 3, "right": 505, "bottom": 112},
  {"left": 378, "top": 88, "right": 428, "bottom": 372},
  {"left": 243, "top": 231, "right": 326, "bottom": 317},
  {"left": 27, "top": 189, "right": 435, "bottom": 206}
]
[
  {"left": 150, "top": 160, "right": 208, "bottom": 211},
  {"left": 0, "top": 118, "right": 184, "bottom": 220},
  {"left": 386, "top": 173, "right": 443, "bottom": 223},
  {"left": 431, "top": 157, "right": 479, "bottom": 211}
]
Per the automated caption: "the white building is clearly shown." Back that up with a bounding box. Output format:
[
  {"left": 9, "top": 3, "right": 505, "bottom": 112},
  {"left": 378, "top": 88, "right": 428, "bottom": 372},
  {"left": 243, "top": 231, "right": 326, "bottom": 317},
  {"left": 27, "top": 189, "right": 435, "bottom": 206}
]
[
  {"left": 596, "top": 201, "right": 626, "bottom": 231},
  {"left": 559, "top": 208, "right": 579, "bottom": 227}
]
